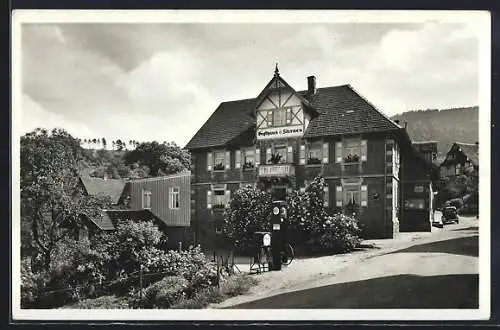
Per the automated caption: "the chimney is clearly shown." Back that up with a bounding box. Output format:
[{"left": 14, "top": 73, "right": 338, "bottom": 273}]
[
  {"left": 307, "top": 76, "right": 316, "bottom": 95},
  {"left": 394, "top": 119, "right": 400, "bottom": 125}
]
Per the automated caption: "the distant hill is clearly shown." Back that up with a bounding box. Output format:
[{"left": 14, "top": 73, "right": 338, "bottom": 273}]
[{"left": 391, "top": 106, "right": 479, "bottom": 158}]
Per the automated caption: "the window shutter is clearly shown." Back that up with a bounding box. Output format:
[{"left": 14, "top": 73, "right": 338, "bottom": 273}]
[
  {"left": 287, "top": 146, "right": 293, "bottom": 164},
  {"left": 322, "top": 142, "right": 329, "bottom": 164},
  {"left": 299, "top": 145, "right": 306, "bottom": 165},
  {"left": 336, "top": 185, "right": 343, "bottom": 207},
  {"left": 235, "top": 150, "right": 241, "bottom": 169},
  {"left": 335, "top": 142, "right": 343, "bottom": 163},
  {"left": 255, "top": 148, "right": 260, "bottom": 166},
  {"left": 207, "top": 190, "right": 212, "bottom": 209},
  {"left": 225, "top": 151, "right": 231, "bottom": 169},
  {"left": 361, "top": 140, "right": 367, "bottom": 162},
  {"left": 225, "top": 190, "right": 231, "bottom": 206},
  {"left": 361, "top": 185, "right": 368, "bottom": 206},
  {"left": 207, "top": 152, "right": 213, "bottom": 171},
  {"left": 323, "top": 185, "right": 329, "bottom": 207},
  {"left": 266, "top": 148, "right": 272, "bottom": 164}
]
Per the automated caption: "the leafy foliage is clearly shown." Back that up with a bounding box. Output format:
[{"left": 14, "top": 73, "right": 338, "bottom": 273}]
[
  {"left": 21, "top": 128, "right": 113, "bottom": 270},
  {"left": 223, "top": 186, "right": 273, "bottom": 252},
  {"left": 124, "top": 141, "right": 191, "bottom": 177},
  {"left": 223, "top": 176, "right": 362, "bottom": 255}
]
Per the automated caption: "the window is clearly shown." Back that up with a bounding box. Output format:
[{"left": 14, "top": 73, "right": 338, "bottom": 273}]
[
  {"left": 344, "top": 139, "right": 361, "bottom": 163},
  {"left": 170, "top": 187, "right": 180, "bottom": 209},
  {"left": 336, "top": 184, "right": 368, "bottom": 210},
  {"left": 273, "top": 109, "right": 287, "bottom": 126},
  {"left": 142, "top": 189, "right": 152, "bottom": 209},
  {"left": 274, "top": 146, "right": 287, "bottom": 164},
  {"left": 243, "top": 149, "right": 255, "bottom": 169},
  {"left": 210, "top": 185, "right": 230, "bottom": 210},
  {"left": 307, "top": 143, "right": 322, "bottom": 165},
  {"left": 214, "top": 151, "right": 225, "bottom": 171},
  {"left": 213, "top": 189, "right": 226, "bottom": 208}
]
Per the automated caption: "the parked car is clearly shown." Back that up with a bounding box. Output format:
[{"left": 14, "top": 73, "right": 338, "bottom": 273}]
[
  {"left": 442, "top": 206, "right": 459, "bottom": 224},
  {"left": 432, "top": 211, "right": 444, "bottom": 228}
]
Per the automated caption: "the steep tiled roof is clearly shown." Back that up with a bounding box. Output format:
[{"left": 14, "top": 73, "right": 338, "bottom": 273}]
[
  {"left": 185, "top": 98, "right": 256, "bottom": 150},
  {"left": 89, "top": 209, "right": 166, "bottom": 231},
  {"left": 302, "top": 85, "right": 401, "bottom": 138},
  {"left": 185, "top": 84, "right": 400, "bottom": 150},
  {"left": 456, "top": 142, "right": 479, "bottom": 165},
  {"left": 80, "top": 176, "right": 127, "bottom": 204}
]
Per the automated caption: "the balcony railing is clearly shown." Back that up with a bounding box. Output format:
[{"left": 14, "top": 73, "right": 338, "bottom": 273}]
[{"left": 258, "top": 164, "right": 295, "bottom": 177}]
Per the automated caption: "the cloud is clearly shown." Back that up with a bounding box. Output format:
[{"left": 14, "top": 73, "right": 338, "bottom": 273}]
[
  {"left": 21, "top": 93, "right": 98, "bottom": 138},
  {"left": 19, "top": 22, "right": 480, "bottom": 146}
]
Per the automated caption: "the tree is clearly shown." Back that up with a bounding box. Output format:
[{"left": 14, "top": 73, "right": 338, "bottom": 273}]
[
  {"left": 21, "top": 128, "right": 112, "bottom": 271},
  {"left": 115, "top": 139, "right": 124, "bottom": 151},
  {"left": 223, "top": 186, "right": 273, "bottom": 253},
  {"left": 124, "top": 141, "right": 191, "bottom": 177}
]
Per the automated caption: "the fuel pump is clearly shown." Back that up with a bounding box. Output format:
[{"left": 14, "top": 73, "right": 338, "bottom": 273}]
[{"left": 270, "top": 200, "right": 286, "bottom": 271}]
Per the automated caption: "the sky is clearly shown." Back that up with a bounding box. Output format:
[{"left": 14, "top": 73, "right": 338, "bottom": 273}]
[{"left": 20, "top": 21, "right": 479, "bottom": 148}]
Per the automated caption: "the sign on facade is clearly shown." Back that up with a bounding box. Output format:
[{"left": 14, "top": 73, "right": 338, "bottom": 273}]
[
  {"left": 256, "top": 125, "right": 304, "bottom": 140},
  {"left": 258, "top": 164, "right": 295, "bottom": 177}
]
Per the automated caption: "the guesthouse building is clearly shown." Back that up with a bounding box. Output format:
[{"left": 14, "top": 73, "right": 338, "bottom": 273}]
[{"left": 185, "top": 67, "right": 434, "bottom": 248}]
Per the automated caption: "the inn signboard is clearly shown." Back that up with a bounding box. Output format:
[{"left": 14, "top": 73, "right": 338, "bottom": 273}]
[{"left": 256, "top": 125, "right": 304, "bottom": 140}]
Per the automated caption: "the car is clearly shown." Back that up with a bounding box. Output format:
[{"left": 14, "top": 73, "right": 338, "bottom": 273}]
[
  {"left": 432, "top": 212, "right": 444, "bottom": 228},
  {"left": 442, "top": 206, "right": 459, "bottom": 224}
]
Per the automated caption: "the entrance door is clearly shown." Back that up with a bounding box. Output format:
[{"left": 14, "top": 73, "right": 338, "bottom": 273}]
[{"left": 272, "top": 186, "right": 287, "bottom": 201}]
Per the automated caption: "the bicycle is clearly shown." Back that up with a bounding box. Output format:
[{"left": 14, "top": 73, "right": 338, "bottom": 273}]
[{"left": 280, "top": 242, "right": 294, "bottom": 266}]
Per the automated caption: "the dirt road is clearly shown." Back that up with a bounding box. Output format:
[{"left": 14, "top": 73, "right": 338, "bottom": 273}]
[{"left": 211, "top": 216, "right": 479, "bottom": 309}]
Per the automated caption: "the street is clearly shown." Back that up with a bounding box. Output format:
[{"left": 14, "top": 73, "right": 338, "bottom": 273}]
[{"left": 219, "top": 216, "right": 479, "bottom": 309}]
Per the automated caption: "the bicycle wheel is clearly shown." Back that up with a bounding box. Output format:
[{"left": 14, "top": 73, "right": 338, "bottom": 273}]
[{"left": 281, "top": 243, "right": 294, "bottom": 266}]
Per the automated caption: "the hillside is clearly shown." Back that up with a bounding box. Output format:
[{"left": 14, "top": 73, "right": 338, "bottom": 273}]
[{"left": 391, "top": 106, "right": 479, "bottom": 157}]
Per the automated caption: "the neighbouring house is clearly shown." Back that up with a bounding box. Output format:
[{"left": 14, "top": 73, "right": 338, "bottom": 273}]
[
  {"left": 79, "top": 175, "right": 127, "bottom": 205},
  {"left": 185, "top": 67, "right": 434, "bottom": 248},
  {"left": 400, "top": 149, "right": 435, "bottom": 232},
  {"left": 76, "top": 172, "right": 192, "bottom": 248},
  {"left": 439, "top": 142, "right": 479, "bottom": 214},
  {"left": 440, "top": 142, "right": 479, "bottom": 179},
  {"left": 412, "top": 141, "right": 439, "bottom": 165},
  {"left": 121, "top": 171, "right": 192, "bottom": 248}
]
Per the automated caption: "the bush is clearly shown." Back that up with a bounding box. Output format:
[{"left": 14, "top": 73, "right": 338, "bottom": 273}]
[
  {"left": 130, "top": 276, "right": 188, "bottom": 308},
  {"left": 61, "top": 295, "right": 130, "bottom": 309},
  {"left": 223, "top": 186, "right": 273, "bottom": 253},
  {"left": 21, "top": 259, "right": 50, "bottom": 308},
  {"left": 170, "top": 286, "right": 223, "bottom": 309},
  {"left": 219, "top": 274, "right": 258, "bottom": 298},
  {"left": 319, "top": 214, "right": 362, "bottom": 253}
]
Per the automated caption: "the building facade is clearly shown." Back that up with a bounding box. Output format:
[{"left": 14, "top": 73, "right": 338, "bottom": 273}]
[
  {"left": 76, "top": 172, "right": 192, "bottom": 248},
  {"left": 186, "top": 68, "right": 434, "bottom": 248},
  {"left": 440, "top": 142, "right": 479, "bottom": 178}
]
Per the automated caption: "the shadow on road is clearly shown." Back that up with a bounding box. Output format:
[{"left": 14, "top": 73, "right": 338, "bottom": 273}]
[
  {"left": 388, "top": 235, "right": 478, "bottom": 257},
  {"left": 227, "top": 274, "right": 479, "bottom": 309},
  {"left": 452, "top": 226, "right": 479, "bottom": 232}
]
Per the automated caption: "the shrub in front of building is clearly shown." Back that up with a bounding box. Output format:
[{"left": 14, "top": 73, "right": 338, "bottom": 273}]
[
  {"left": 285, "top": 176, "right": 361, "bottom": 254},
  {"left": 222, "top": 176, "right": 362, "bottom": 256},
  {"left": 223, "top": 186, "right": 273, "bottom": 254}
]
